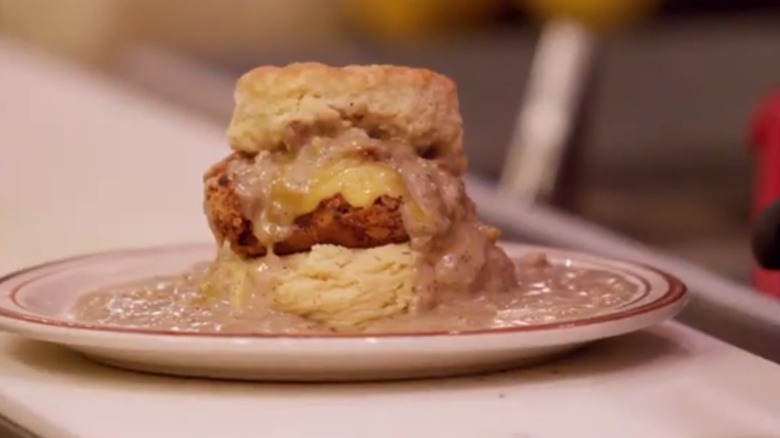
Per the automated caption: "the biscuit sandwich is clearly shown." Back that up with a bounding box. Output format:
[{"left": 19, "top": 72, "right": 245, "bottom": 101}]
[{"left": 200, "top": 63, "right": 517, "bottom": 331}]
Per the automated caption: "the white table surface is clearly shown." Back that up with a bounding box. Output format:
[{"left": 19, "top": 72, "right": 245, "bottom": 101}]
[{"left": 3, "top": 39, "right": 780, "bottom": 438}]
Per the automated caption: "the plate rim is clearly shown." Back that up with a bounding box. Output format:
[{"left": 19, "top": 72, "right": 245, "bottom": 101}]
[{"left": 0, "top": 242, "right": 688, "bottom": 339}]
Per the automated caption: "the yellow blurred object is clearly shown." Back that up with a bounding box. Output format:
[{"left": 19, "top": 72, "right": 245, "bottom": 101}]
[
  {"left": 0, "top": 0, "right": 126, "bottom": 65},
  {"left": 522, "top": 0, "right": 658, "bottom": 31},
  {"left": 343, "top": 0, "right": 499, "bottom": 40},
  {"left": 0, "top": 0, "right": 343, "bottom": 66}
]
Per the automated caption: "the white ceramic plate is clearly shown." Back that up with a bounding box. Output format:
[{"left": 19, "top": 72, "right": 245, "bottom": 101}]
[{"left": 0, "top": 243, "right": 687, "bottom": 381}]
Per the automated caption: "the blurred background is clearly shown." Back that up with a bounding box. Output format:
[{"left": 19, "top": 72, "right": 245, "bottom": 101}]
[{"left": 1, "top": 0, "right": 778, "bottom": 285}]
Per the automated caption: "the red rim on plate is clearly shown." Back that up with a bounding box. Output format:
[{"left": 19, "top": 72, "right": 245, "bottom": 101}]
[{"left": 0, "top": 243, "right": 688, "bottom": 339}]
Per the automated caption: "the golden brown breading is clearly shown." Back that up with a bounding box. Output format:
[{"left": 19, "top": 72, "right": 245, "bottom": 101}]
[
  {"left": 227, "top": 63, "right": 467, "bottom": 175},
  {"left": 204, "top": 156, "right": 409, "bottom": 258}
]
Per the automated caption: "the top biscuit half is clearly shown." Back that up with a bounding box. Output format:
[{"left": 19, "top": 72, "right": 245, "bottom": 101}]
[{"left": 226, "top": 63, "right": 466, "bottom": 174}]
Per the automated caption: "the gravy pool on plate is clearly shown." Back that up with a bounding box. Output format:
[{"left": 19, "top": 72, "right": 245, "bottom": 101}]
[{"left": 71, "top": 253, "right": 640, "bottom": 334}]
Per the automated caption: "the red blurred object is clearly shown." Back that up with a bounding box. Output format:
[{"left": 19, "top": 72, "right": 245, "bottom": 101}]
[{"left": 750, "top": 92, "right": 780, "bottom": 296}]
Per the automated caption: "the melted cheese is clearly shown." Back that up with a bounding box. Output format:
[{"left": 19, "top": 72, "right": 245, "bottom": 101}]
[{"left": 271, "top": 160, "right": 408, "bottom": 218}]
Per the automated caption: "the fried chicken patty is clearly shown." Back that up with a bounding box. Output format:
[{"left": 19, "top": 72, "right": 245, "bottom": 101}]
[{"left": 204, "top": 156, "right": 409, "bottom": 258}]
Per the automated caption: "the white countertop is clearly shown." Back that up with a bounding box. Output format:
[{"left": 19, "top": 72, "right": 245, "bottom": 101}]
[
  {"left": 2, "top": 38, "right": 780, "bottom": 438},
  {"left": 3, "top": 324, "right": 780, "bottom": 438}
]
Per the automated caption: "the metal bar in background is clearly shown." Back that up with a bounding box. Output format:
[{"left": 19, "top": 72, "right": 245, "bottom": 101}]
[{"left": 499, "top": 19, "right": 596, "bottom": 204}]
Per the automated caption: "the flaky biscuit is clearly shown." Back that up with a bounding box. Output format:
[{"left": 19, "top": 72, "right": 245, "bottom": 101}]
[{"left": 227, "top": 63, "right": 466, "bottom": 174}]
